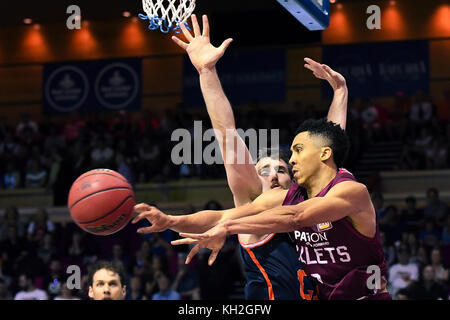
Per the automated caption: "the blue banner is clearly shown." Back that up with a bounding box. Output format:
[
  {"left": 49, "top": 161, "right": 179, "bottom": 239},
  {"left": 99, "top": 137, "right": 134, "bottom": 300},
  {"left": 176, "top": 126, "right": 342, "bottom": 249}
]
[
  {"left": 322, "top": 41, "right": 429, "bottom": 98},
  {"left": 183, "top": 49, "right": 286, "bottom": 107},
  {"left": 43, "top": 58, "right": 142, "bottom": 113}
]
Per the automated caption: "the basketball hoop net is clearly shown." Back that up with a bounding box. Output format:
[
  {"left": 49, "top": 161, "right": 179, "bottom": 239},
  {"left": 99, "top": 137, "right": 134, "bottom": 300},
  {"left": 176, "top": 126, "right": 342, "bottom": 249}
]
[{"left": 139, "top": 0, "right": 196, "bottom": 33}]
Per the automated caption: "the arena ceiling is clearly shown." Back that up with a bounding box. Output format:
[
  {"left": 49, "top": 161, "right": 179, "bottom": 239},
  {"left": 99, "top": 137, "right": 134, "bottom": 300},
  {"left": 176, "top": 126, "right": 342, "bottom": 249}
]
[
  {"left": 0, "top": 0, "right": 368, "bottom": 46},
  {"left": 0, "top": 0, "right": 366, "bottom": 26}
]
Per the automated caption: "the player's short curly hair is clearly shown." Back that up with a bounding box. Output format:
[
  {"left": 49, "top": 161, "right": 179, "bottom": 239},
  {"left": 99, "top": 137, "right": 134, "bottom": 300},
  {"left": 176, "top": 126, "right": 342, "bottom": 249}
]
[
  {"left": 88, "top": 260, "right": 126, "bottom": 287},
  {"left": 295, "top": 118, "right": 349, "bottom": 168}
]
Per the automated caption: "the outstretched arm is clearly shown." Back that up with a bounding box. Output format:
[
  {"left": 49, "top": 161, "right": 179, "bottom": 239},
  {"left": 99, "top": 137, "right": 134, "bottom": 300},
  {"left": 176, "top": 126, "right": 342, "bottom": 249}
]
[
  {"left": 173, "top": 15, "right": 261, "bottom": 206},
  {"left": 304, "top": 58, "right": 348, "bottom": 130},
  {"left": 173, "top": 181, "right": 375, "bottom": 265},
  {"left": 132, "top": 187, "right": 287, "bottom": 234},
  {"left": 224, "top": 182, "right": 372, "bottom": 235}
]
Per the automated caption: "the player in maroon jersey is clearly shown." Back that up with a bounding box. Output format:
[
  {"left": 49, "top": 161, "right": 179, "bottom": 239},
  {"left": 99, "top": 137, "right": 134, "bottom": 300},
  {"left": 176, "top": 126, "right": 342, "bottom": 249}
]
[{"left": 172, "top": 119, "right": 392, "bottom": 300}]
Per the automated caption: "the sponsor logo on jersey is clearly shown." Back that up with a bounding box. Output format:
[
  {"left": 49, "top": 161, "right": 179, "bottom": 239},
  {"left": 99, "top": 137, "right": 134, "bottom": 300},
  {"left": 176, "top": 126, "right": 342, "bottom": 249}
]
[
  {"left": 293, "top": 231, "right": 328, "bottom": 243},
  {"left": 317, "top": 222, "right": 332, "bottom": 232}
]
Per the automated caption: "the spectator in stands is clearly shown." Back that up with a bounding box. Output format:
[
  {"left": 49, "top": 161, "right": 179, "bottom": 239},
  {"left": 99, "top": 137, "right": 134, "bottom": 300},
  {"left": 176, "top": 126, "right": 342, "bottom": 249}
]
[
  {"left": 407, "top": 233, "right": 428, "bottom": 268},
  {"left": 62, "top": 112, "right": 85, "bottom": 143},
  {"left": 423, "top": 187, "right": 448, "bottom": 223},
  {"left": 46, "top": 147, "right": 73, "bottom": 206},
  {"left": 0, "top": 225, "right": 28, "bottom": 276},
  {"left": 151, "top": 255, "right": 167, "bottom": 278},
  {"left": 203, "top": 200, "right": 223, "bottom": 211},
  {"left": 19, "top": 126, "right": 39, "bottom": 150},
  {"left": 388, "top": 248, "right": 419, "bottom": 297},
  {"left": 67, "top": 231, "right": 84, "bottom": 261},
  {"left": 54, "top": 282, "right": 81, "bottom": 300},
  {"left": 407, "top": 265, "right": 448, "bottom": 300},
  {"left": 442, "top": 215, "right": 450, "bottom": 245},
  {"left": 25, "top": 159, "right": 47, "bottom": 188},
  {"left": 134, "top": 240, "right": 151, "bottom": 268},
  {"left": 88, "top": 261, "right": 126, "bottom": 300},
  {"left": 399, "top": 196, "right": 423, "bottom": 233},
  {"left": 133, "top": 256, "right": 154, "bottom": 284},
  {"left": 414, "top": 127, "right": 433, "bottom": 165},
  {"left": 43, "top": 125, "right": 66, "bottom": 153},
  {"left": 116, "top": 152, "right": 135, "bottom": 188},
  {"left": 14, "top": 243, "right": 47, "bottom": 281},
  {"left": 0, "top": 133, "right": 19, "bottom": 159},
  {"left": 385, "top": 91, "right": 409, "bottom": 141},
  {"left": 71, "top": 138, "right": 89, "bottom": 177},
  {"left": 409, "top": 91, "right": 434, "bottom": 134},
  {"left": 29, "top": 145, "right": 52, "bottom": 172},
  {"left": 14, "top": 273, "right": 48, "bottom": 300},
  {"left": 171, "top": 253, "right": 201, "bottom": 300},
  {"left": 27, "top": 208, "right": 55, "bottom": 243},
  {"left": 1, "top": 161, "right": 20, "bottom": 189},
  {"left": 142, "top": 279, "right": 157, "bottom": 300},
  {"left": 0, "top": 206, "right": 25, "bottom": 241},
  {"left": 0, "top": 277, "right": 12, "bottom": 300},
  {"left": 419, "top": 219, "right": 441, "bottom": 249},
  {"left": 395, "top": 288, "right": 410, "bottom": 300},
  {"left": 90, "top": 136, "right": 114, "bottom": 169},
  {"left": 371, "top": 192, "right": 387, "bottom": 221},
  {"left": 425, "top": 136, "right": 448, "bottom": 170},
  {"left": 152, "top": 273, "right": 180, "bottom": 300},
  {"left": 380, "top": 205, "right": 406, "bottom": 244},
  {"left": 430, "top": 247, "right": 449, "bottom": 283},
  {"left": 126, "top": 276, "right": 143, "bottom": 300},
  {"left": 360, "top": 99, "right": 380, "bottom": 143},
  {"left": 15, "top": 113, "right": 38, "bottom": 141},
  {"left": 380, "top": 231, "right": 396, "bottom": 266},
  {"left": 110, "top": 244, "right": 129, "bottom": 272},
  {"left": 138, "top": 136, "right": 161, "bottom": 182},
  {"left": 37, "top": 233, "right": 57, "bottom": 264},
  {"left": 44, "top": 259, "right": 65, "bottom": 299}
]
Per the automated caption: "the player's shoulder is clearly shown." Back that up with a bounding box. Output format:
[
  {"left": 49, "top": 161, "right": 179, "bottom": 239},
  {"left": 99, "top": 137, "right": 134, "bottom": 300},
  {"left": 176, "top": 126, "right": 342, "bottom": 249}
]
[
  {"left": 337, "top": 167, "right": 356, "bottom": 179},
  {"left": 330, "top": 179, "right": 369, "bottom": 197}
]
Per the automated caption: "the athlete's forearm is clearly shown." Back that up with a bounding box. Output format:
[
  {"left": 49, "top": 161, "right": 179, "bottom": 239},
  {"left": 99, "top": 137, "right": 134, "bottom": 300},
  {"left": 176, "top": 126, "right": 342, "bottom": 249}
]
[
  {"left": 170, "top": 202, "right": 261, "bottom": 233},
  {"left": 199, "top": 67, "right": 261, "bottom": 202},
  {"left": 170, "top": 209, "right": 226, "bottom": 233},
  {"left": 327, "top": 86, "right": 348, "bottom": 130},
  {"left": 224, "top": 185, "right": 362, "bottom": 235},
  {"left": 199, "top": 68, "right": 236, "bottom": 131},
  {"left": 223, "top": 204, "right": 300, "bottom": 235},
  {"left": 172, "top": 193, "right": 281, "bottom": 234}
]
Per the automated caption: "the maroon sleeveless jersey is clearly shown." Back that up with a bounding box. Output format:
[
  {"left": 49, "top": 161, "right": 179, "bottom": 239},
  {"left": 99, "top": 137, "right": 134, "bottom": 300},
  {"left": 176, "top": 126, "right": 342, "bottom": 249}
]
[{"left": 283, "top": 168, "right": 390, "bottom": 300}]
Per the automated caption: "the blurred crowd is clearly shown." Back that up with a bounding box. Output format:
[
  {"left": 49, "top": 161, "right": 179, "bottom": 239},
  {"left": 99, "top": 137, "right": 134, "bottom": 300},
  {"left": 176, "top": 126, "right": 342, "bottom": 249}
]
[
  {"left": 373, "top": 188, "right": 450, "bottom": 299},
  {"left": 1, "top": 90, "right": 450, "bottom": 202},
  {"left": 1, "top": 89, "right": 450, "bottom": 200},
  {"left": 0, "top": 201, "right": 244, "bottom": 300},
  {"left": 349, "top": 89, "right": 450, "bottom": 170},
  {"left": 1, "top": 88, "right": 450, "bottom": 300},
  {"left": 0, "top": 188, "right": 449, "bottom": 300}
]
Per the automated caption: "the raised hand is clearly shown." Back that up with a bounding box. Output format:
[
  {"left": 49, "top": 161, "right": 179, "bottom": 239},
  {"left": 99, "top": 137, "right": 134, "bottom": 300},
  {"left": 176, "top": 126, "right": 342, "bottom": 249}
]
[
  {"left": 171, "top": 14, "right": 233, "bottom": 73},
  {"left": 132, "top": 203, "right": 175, "bottom": 234},
  {"left": 171, "top": 223, "right": 227, "bottom": 266},
  {"left": 304, "top": 57, "right": 346, "bottom": 91}
]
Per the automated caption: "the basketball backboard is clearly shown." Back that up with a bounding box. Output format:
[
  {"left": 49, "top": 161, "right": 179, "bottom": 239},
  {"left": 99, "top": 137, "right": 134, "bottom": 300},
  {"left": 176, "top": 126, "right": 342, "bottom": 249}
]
[{"left": 276, "top": 0, "right": 330, "bottom": 31}]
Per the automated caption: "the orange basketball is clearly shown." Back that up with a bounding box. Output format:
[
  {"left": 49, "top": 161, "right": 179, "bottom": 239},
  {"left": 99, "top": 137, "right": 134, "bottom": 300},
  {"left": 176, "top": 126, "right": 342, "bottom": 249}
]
[{"left": 68, "top": 169, "right": 135, "bottom": 236}]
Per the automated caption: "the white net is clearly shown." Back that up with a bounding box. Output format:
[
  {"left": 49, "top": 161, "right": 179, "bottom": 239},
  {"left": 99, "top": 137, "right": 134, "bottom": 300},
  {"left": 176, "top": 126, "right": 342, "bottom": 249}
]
[{"left": 141, "top": 0, "right": 196, "bottom": 29}]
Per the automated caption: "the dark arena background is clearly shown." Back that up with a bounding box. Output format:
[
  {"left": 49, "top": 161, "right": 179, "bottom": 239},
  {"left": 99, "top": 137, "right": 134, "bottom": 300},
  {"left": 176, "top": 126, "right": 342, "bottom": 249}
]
[{"left": 0, "top": 0, "right": 450, "bottom": 304}]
